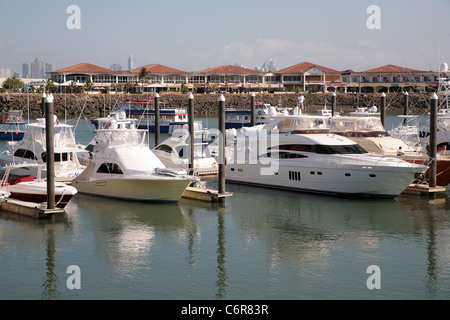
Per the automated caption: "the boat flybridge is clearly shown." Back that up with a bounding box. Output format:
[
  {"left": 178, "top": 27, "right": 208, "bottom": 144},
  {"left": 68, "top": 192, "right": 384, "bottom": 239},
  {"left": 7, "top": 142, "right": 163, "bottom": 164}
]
[
  {"left": 0, "top": 115, "right": 86, "bottom": 181},
  {"left": 226, "top": 115, "right": 427, "bottom": 198},
  {"left": 72, "top": 114, "right": 198, "bottom": 202}
]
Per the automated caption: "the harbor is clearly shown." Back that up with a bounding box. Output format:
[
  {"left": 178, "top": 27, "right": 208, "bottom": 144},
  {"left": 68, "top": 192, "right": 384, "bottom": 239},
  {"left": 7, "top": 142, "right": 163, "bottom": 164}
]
[{"left": 0, "top": 105, "right": 449, "bottom": 299}]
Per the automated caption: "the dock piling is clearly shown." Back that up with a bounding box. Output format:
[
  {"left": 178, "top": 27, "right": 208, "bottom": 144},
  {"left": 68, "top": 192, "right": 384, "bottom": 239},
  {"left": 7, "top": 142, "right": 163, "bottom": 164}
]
[
  {"left": 188, "top": 93, "right": 194, "bottom": 173},
  {"left": 331, "top": 92, "right": 336, "bottom": 116},
  {"left": 45, "top": 94, "right": 55, "bottom": 209},
  {"left": 250, "top": 92, "right": 256, "bottom": 126},
  {"left": 218, "top": 94, "right": 226, "bottom": 197},
  {"left": 429, "top": 93, "right": 438, "bottom": 188},
  {"left": 380, "top": 92, "right": 386, "bottom": 128},
  {"left": 154, "top": 92, "right": 160, "bottom": 146}
]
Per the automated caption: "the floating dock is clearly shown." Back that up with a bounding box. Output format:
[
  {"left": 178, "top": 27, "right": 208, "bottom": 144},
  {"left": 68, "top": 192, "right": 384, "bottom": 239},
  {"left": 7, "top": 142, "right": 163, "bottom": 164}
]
[
  {"left": 402, "top": 184, "right": 447, "bottom": 197},
  {"left": 0, "top": 198, "right": 64, "bottom": 219},
  {"left": 181, "top": 186, "right": 232, "bottom": 202}
]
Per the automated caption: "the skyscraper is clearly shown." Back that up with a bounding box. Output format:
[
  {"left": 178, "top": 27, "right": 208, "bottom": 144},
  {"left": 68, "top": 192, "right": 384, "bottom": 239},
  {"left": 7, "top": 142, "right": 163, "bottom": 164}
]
[
  {"left": 32, "top": 58, "right": 44, "bottom": 79},
  {"left": 22, "top": 63, "right": 29, "bottom": 78},
  {"left": 128, "top": 55, "right": 134, "bottom": 70}
]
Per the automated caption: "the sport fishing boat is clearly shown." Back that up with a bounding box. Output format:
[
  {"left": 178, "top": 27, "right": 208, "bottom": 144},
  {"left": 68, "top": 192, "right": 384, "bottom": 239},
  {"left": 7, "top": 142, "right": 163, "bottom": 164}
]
[
  {"left": 226, "top": 115, "right": 427, "bottom": 198},
  {"left": 225, "top": 102, "right": 277, "bottom": 129},
  {"left": 90, "top": 99, "right": 188, "bottom": 133},
  {"left": 0, "top": 110, "right": 28, "bottom": 140},
  {"left": 0, "top": 163, "right": 78, "bottom": 208},
  {"left": 0, "top": 116, "right": 86, "bottom": 181},
  {"left": 72, "top": 116, "right": 198, "bottom": 202}
]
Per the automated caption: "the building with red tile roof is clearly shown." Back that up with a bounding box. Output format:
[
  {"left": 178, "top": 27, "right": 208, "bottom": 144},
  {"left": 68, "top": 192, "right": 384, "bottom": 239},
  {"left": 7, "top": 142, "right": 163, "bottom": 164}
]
[
  {"left": 47, "top": 61, "right": 438, "bottom": 94},
  {"left": 275, "top": 62, "right": 342, "bottom": 92},
  {"left": 341, "top": 64, "right": 436, "bottom": 93}
]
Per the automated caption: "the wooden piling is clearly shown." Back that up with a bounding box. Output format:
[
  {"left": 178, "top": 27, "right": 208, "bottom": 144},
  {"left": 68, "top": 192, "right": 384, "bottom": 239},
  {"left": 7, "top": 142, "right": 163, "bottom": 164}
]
[
  {"left": 218, "top": 94, "right": 226, "bottom": 197},
  {"left": 188, "top": 93, "right": 194, "bottom": 173},
  {"left": 154, "top": 92, "right": 160, "bottom": 146},
  {"left": 380, "top": 92, "right": 386, "bottom": 128},
  {"left": 429, "top": 93, "right": 438, "bottom": 188},
  {"left": 250, "top": 92, "right": 256, "bottom": 126},
  {"left": 45, "top": 94, "right": 55, "bottom": 209},
  {"left": 403, "top": 91, "right": 409, "bottom": 116},
  {"left": 331, "top": 92, "right": 336, "bottom": 116}
]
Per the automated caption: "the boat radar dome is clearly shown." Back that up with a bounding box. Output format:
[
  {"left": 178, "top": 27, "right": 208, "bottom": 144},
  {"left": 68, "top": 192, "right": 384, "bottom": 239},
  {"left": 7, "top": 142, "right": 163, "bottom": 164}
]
[{"left": 440, "top": 63, "right": 448, "bottom": 72}]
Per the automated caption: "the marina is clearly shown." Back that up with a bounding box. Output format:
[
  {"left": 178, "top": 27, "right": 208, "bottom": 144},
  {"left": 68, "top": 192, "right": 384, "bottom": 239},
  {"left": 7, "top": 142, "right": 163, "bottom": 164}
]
[{"left": 0, "top": 110, "right": 449, "bottom": 300}]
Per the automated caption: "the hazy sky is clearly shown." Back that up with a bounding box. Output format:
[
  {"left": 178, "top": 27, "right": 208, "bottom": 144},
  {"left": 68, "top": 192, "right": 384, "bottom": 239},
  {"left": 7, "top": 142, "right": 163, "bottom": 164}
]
[{"left": 1, "top": 0, "right": 449, "bottom": 74}]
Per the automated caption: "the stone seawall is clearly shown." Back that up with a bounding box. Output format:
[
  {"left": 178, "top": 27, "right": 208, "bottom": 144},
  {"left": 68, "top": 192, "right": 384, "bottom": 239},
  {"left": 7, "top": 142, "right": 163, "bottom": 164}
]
[{"left": 0, "top": 92, "right": 433, "bottom": 119}]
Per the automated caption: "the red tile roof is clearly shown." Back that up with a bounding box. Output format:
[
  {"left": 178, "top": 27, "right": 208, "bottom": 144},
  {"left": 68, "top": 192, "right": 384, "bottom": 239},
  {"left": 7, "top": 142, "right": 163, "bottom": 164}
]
[
  {"left": 362, "top": 64, "right": 427, "bottom": 73},
  {"left": 49, "top": 63, "right": 114, "bottom": 74},
  {"left": 276, "top": 62, "right": 340, "bottom": 74},
  {"left": 130, "top": 64, "right": 188, "bottom": 74},
  {"left": 196, "top": 65, "right": 264, "bottom": 75}
]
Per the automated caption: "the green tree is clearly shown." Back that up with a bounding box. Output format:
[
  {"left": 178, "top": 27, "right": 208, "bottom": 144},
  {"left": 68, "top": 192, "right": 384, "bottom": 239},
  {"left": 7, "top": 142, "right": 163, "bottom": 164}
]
[
  {"left": 2, "top": 77, "right": 24, "bottom": 92},
  {"left": 44, "top": 78, "right": 58, "bottom": 93},
  {"left": 84, "top": 79, "right": 94, "bottom": 92},
  {"left": 137, "top": 67, "right": 150, "bottom": 94},
  {"left": 123, "top": 83, "right": 133, "bottom": 93}
]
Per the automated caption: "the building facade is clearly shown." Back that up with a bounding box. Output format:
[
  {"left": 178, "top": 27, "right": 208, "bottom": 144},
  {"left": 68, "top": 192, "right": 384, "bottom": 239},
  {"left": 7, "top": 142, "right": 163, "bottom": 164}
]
[{"left": 45, "top": 61, "right": 439, "bottom": 94}]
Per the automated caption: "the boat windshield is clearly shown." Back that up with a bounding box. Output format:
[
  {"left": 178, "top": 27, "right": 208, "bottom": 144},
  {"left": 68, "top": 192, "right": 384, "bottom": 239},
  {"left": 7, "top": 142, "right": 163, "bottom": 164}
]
[
  {"left": 329, "top": 117, "right": 385, "bottom": 132},
  {"left": 269, "top": 117, "right": 328, "bottom": 133}
]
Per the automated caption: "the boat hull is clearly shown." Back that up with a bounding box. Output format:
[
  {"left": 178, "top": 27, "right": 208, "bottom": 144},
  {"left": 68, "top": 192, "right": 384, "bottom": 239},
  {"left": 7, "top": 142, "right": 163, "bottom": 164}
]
[
  {"left": 72, "top": 178, "right": 192, "bottom": 202},
  {"left": 225, "top": 162, "right": 425, "bottom": 198},
  {"left": 7, "top": 182, "right": 78, "bottom": 208}
]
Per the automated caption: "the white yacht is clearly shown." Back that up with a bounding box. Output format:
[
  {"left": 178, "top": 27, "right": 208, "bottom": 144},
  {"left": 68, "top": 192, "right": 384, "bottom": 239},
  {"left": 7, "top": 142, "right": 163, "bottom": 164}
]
[
  {"left": 153, "top": 123, "right": 218, "bottom": 176},
  {"left": 225, "top": 115, "right": 427, "bottom": 198},
  {"left": 328, "top": 116, "right": 418, "bottom": 155},
  {"left": 72, "top": 117, "right": 197, "bottom": 202},
  {"left": 0, "top": 116, "right": 86, "bottom": 181}
]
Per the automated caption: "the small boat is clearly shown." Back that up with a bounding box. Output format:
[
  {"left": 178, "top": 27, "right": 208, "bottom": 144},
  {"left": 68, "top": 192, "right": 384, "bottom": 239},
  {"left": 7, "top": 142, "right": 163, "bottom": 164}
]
[
  {"left": 0, "top": 115, "right": 86, "bottom": 181},
  {"left": 0, "top": 110, "right": 28, "bottom": 140},
  {"left": 225, "top": 103, "right": 285, "bottom": 129},
  {"left": 226, "top": 115, "right": 427, "bottom": 198},
  {"left": 73, "top": 116, "right": 198, "bottom": 202},
  {"left": 348, "top": 106, "right": 380, "bottom": 117},
  {"left": 0, "top": 164, "right": 78, "bottom": 208},
  {"left": 90, "top": 99, "right": 188, "bottom": 133},
  {"left": 153, "top": 122, "right": 218, "bottom": 176}
]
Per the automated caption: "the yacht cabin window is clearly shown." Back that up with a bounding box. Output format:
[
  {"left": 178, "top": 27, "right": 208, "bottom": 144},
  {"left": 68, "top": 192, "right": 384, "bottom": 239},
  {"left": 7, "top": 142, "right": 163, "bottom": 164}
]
[
  {"left": 14, "top": 149, "right": 38, "bottom": 160},
  {"left": 97, "top": 163, "right": 123, "bottom": 174}
]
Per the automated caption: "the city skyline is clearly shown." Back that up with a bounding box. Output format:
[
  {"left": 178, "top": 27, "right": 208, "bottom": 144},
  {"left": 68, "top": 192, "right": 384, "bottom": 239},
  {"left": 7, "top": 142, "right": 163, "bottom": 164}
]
[{"left": 1, "top": 0, "right": 449, "bottom": 76}]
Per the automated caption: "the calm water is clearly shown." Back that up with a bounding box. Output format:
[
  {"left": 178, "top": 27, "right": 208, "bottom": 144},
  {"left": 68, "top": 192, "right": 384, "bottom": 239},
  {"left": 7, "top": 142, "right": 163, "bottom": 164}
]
[{"left": 0, "top": 114, "right": 449, "bottom": 300}]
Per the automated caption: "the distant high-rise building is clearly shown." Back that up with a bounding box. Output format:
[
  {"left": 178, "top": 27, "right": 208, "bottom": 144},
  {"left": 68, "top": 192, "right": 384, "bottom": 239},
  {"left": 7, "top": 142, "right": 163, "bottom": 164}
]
[
  {"left": 128, "top": 55, "right": 134, "bottom": 70},
  {"left": 110, "top": 63, "right": 122, "bottom": 71},
  {"left": 13, "top": 71, "right": 19, "bottom": 78},
  {"left": 0, "top": 67, "right": 11, "bottom": 78},
  {"left": 22, "top": 63, "right": 29, "bottom": 78},
  {"left": 32, "top": 58, "right": 44, "bottom": 79},
  {"left": 45, "top": 63, "right": 52, "bottom": 77}
]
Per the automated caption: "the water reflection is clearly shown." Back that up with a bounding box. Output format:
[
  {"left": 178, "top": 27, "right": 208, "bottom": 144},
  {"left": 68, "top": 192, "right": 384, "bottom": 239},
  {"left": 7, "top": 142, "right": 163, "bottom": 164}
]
[
  {"left": 72, "top": 194, "right": 198, "bottom": 281},
  {"left": 0, "top": 211, "right": 73, "bottom": 300}
]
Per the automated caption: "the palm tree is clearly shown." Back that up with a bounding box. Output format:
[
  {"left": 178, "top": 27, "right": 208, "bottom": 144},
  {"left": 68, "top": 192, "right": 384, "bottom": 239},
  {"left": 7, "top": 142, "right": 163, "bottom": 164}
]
[
  {"left": 137, "top": 67, "right": 150, "bottom": 94},
  {"left": 84, "top": 79, "right": 94, "bottom": 92}
]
